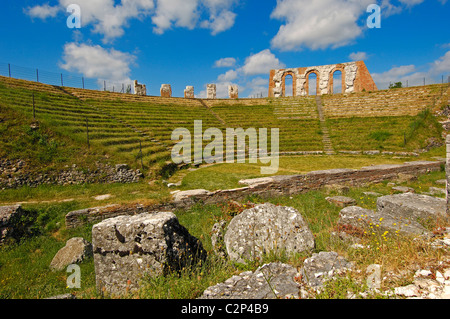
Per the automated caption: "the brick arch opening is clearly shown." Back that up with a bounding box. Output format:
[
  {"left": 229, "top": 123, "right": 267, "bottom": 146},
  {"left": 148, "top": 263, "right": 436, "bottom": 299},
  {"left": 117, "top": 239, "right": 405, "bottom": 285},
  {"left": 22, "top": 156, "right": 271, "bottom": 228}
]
[
  {"left": 328, "top": 66, "right": 346, "bottom": 94},
  {"left": 281, "top": 71, "right": 296, "bottom": 97},
  {"left": 305, "top": 70, "right": 320, "bottom": 96}
]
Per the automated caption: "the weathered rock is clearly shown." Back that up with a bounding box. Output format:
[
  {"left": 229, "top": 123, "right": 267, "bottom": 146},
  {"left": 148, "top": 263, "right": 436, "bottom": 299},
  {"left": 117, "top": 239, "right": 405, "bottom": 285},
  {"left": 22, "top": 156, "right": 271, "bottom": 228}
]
[
  {"left": 211, "top": 220, "right": 227, "bottom": 258},
  {"left": 224, "top": 203, "right": 315, "bottom": 264},
  {"left": 428, "top": 187, "right": 446, "bottom": 196},
  {"left": 363, "top": 191, "right": 383, "bottom": 197},
  {"left": 396, "top": 173, "right": 417, "bottom": 183},
  {"left": 377, "top": 193, "right": 447, "bottom": 224},
  {"left": 0, "top": 205, "right": 29, "bottom": 245},
  {"left": 92, "top": 212, "right": 207, "bottom": 296},
  {"left": 338, "top": 206, "right": 428, "bottom": 238},
  {"left": 391, "top": 186, "right": 415, "bottom": 193},
  {"left": 200, "top": 262, "right": 300, "bottom": 299},
  {"left": 326, "top": 196, "right": 357, "bottom": 208},
  {"left": 173, "top": 189, "right": 212, "bottom": 202},
  {"left": 324, "top": 184, "right": 350, "bottom": 195},
  {"left": 300, "top": 251, "right": 354, "bottom": 289},
  {"left": 46, "top": 293, "right": 77, "bottom": 299},
  {"left": 50, "top": 237, "right": 93, "bottom": 271}
]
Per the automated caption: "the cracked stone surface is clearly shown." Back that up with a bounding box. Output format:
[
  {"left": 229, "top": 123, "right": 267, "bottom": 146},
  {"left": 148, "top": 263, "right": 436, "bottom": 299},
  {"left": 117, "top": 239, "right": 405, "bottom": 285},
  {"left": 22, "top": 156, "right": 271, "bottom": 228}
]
[
  {"left": 224, "top": 203, "right": 315, "bottom": 264},
  {"left": 92, "top": 212, "right": 206, "bottom": 296}
]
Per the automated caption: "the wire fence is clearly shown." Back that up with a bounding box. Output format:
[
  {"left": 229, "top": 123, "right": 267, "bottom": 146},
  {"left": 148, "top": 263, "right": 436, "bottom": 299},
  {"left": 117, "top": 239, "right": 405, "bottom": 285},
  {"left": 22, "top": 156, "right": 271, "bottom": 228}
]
[{"left": 0, "top": 62, "right": 133, "bottom": 94}]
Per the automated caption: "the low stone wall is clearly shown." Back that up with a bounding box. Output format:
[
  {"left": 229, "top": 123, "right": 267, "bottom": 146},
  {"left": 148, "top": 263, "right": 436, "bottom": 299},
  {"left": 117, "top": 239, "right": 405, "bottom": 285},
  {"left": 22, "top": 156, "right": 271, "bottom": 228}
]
[
  {"left": 65, "top": 160, "right": 443, "bottom": 229},
  {"left": 0, "top": 161, "right": 143, "bottom": 189}
]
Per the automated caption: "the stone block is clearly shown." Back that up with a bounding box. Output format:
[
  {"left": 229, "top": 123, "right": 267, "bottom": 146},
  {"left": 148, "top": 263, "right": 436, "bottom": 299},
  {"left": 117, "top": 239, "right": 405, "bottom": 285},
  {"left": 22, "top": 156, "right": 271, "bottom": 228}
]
[
  {"left": 326, "top": 196, "right": 357, "bottom": 207},
  {"left": 207, "top": 84, "right": 216, "bottom": 99},
  {"left": 160, "top": 84, "right": 172, "bottom": 98},
  {"left": 184, "top": 86, "right": 194, "bottom": 98},
  {"left": 377, "top": 193, "right": 447, "bottom": 224},
  {"left": 0, "top": 205, "right": 26, "bottom": 245},
  {"left": 224, "top": 203, "right": 315, "bottom": 264},
  {"left": 92, "top": 212, "right": 206, "bottom": 296},
  {"left": 50, "top": 237, "right": 93, "bottom": 271},
  {"left": 133, "top": 80, "right": 146, "bottom": 96},
  {"left": 228, "top": 85, "right": 238, "bottom": 99}
]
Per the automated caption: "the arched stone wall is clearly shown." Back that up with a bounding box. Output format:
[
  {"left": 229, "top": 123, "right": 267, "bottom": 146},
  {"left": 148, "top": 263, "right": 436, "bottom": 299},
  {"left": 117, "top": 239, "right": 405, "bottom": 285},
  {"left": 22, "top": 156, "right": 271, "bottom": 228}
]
[
  {"left": 305, "top": 70, "right": 320, "bottom": 96},
  {"left": 281, "top": 71, "right": 296, "bottom": 97},
  {"left": 328, "top": 65, "right": 346, "bottom": 94},
  {"left": 268, "top": 61, "right": 377, "bottom": 98}
]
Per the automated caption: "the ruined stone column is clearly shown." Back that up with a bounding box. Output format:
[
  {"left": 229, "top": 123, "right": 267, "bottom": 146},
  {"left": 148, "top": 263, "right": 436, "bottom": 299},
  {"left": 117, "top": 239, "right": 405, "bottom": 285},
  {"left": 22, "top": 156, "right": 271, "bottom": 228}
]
[
  {"left": 160, "top": 84, "right": 172, "bottom": 98},
  {"left": 228, "top": 85, "right": 238, "bottom": 99},
  {"left": 446, "top": 134, "right": 450, "bottom": 215},
  {"left": 207, "top": 84, "right": 216, "bottom": 99},
  {"left": 134, "top": 80, "right": 146, "bottom": 96},
  {"left": 184, "top": 86, "right": 194, "bottom": 98}
]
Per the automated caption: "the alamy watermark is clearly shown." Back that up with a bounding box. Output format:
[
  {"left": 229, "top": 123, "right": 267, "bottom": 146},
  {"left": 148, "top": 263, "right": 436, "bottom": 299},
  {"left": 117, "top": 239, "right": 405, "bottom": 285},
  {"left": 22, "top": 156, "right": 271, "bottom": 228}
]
[
  {"left": 171, "top": 121, "right": 280, "bottom": 175},
  {"left": 66, "top": 264, "right": 81, "bottom": 289},
  {"left": 67, "top": 4, "right": 81, "bottom": 29},
  {"left": 367, "top": 4, "right": 381, "bottom": 29}
]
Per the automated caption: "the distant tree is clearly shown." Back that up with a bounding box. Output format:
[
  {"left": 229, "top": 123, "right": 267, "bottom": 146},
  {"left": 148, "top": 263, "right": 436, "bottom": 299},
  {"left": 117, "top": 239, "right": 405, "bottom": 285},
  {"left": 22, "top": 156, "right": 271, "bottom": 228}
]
[{"left": 389, "top": 82, "right": 403, "bottom": 89}]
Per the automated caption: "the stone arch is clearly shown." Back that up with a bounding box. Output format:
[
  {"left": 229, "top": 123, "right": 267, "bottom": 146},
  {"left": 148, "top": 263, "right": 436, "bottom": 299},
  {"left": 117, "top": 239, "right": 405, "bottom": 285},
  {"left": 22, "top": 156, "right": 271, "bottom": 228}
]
[
  {"left": 281, "top": 71, "right": 297, "bottom": 97},
  {"left": 305, "top": 70, "right": 320, "bottom": 96},
  {"left": 328, "top": 65, "right": 346, "bottom": 94}
]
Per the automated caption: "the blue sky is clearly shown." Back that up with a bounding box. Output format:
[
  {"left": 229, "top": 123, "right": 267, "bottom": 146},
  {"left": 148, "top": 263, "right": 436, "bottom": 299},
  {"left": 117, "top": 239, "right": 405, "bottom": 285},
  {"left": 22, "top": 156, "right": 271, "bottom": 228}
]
[{"left": 0, "top": 0, "right": 449, "bottom": 97}]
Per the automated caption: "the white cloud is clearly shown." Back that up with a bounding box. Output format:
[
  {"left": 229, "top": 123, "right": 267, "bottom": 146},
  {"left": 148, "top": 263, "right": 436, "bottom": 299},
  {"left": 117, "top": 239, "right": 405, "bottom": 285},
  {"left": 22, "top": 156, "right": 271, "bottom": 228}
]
[
  {"left": 59, "top": 42, "right": 135, "bottom": 84},
  {"left": 245, "top": 77, "right": 269, "bottom": 98},
  {"left": 349, "top": 51, "right": 368, "bottom": 61},
  {"left": 152, "top": 0, "right": 237, "bottom": 35},
  {"left": 25, "top": 3, "right": 60, "bottom": 20},
  {"left": 430, "top": 51, "right": 450, "bottom": 74},
  {"left": 25, "top": 0, "right": 237, "bottom": 41},
  {"left": 152, "top": 0, "right": 199, "bottom": 34},
  {"left": 214, "top": 57, "right": 237, "bottom": 68},
  {"left": 239, "top": 49, "right": 285, "bottom": 76},
  {"left": 270, "top": 0, "right": 372, "bottom": 51},
  {"left": 200, "top": 10, "right": 236, "bottom": 35},
  {"left": 372, "top": 65, "right": 427, "bottom": 89},
  {"left": 218, "top": 69, "right": 238, "bottom": 82}
]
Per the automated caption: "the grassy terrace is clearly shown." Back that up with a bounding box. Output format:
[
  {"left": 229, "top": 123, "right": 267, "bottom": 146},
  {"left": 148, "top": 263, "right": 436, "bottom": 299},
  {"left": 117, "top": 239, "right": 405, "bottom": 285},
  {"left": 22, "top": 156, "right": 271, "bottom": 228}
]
[
  {"left": 0, "top": 76, "right": 448, "bottom": 299},
  {"left": 210, "top": 98, "right": 324, "bottom": 152}
]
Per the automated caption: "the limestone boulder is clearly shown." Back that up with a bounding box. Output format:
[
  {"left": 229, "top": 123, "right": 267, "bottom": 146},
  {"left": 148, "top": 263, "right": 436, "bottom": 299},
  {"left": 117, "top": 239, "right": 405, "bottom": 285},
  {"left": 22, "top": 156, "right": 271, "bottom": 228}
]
[
  {"left": 300, "top": 251, "right": 354, "bottom": 289},
  {"left": 50, "top": 237, "right": 93, "bottom": 271},
  {"left": 92, "top": 212, "right": 206, "bottom": 296},
  {"left": 338, "top": 206, "right": 428, "bottom": 238},
  {"left": 224, "top": 203, "right": 315, "bottom": 264},
  {"left": 200, "top": 262, "right": 300, "bottom": 299},
  {"left": 377, "top": 193, "right": 447, "bottom": 224},
  {"left": 326, "top": 196, "right": 356, "bottom": 208},
  {"left": 0, "top": 205, "right": 32, "bottom": 245}
]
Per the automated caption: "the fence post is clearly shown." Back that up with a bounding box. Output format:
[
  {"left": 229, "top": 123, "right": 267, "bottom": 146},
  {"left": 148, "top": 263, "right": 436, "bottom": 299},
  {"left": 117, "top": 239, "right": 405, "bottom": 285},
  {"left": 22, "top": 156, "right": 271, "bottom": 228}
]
[
  {"left": 104, "top": 81, "right": 106, "bottom": 91},
  {"left": 32, "top": 93, "right": 35, "bottom": 120},
  {"left": 86, "top": 117, "right": 90, "bottom": 149},
  {"left": 82, "top": 77, "right": 85, "bottom": 89},
  {"left": 36, "top": 69, "right": 39, "bottom": 82},
  {"left": 8, "top": 64, "right": 11, "bottom": 78},
  {"left": 61, "top": 73, "right": 64, "bottom": 87},
  {"left": 139, "top": 140, "right": 143, "bottom": 168}
]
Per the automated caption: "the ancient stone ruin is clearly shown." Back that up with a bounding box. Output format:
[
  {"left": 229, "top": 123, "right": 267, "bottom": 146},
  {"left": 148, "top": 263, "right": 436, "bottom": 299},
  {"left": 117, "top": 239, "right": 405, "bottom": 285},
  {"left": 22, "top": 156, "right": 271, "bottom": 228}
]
[
  {"left": 160, "top": 84, "right": 172, "bottom": 98},
  {"left": 206, "top": 84, "right": 216, "bottom": 99},
  {"left": 133, "top": 80, "right": 146, "bottom": 96},
  {"left": 228, "top": 85, "right": 238, "bottom": 99},
  {"left": 184, "top": 86, "right": 194, "bottom": 98},
  {"left": 268, "top": 60, "right": 377, "bottom": 97},
  {"left": 92, "top": 212, "right": 206, "bottom": 296}
]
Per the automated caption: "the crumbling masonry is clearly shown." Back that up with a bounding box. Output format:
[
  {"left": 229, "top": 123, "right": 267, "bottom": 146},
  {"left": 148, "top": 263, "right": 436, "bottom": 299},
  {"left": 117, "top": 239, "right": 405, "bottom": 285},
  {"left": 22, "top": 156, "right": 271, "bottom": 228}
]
[{"left": 268, "top": 61, "right": 377, "bottom": 97}]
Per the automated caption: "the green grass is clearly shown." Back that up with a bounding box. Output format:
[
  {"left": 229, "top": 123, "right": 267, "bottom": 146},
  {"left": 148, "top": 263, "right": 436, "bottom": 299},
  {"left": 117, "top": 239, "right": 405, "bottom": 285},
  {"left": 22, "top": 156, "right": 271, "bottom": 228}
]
[
  {"left": 0, "top": 167, "right": 447, "bottom": 299},
  {"left": 326, "top": 111, "right": 443, "bottom": 152},
  {"left": 172, "top": 154, "right": 439, "bottom": 191}
]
